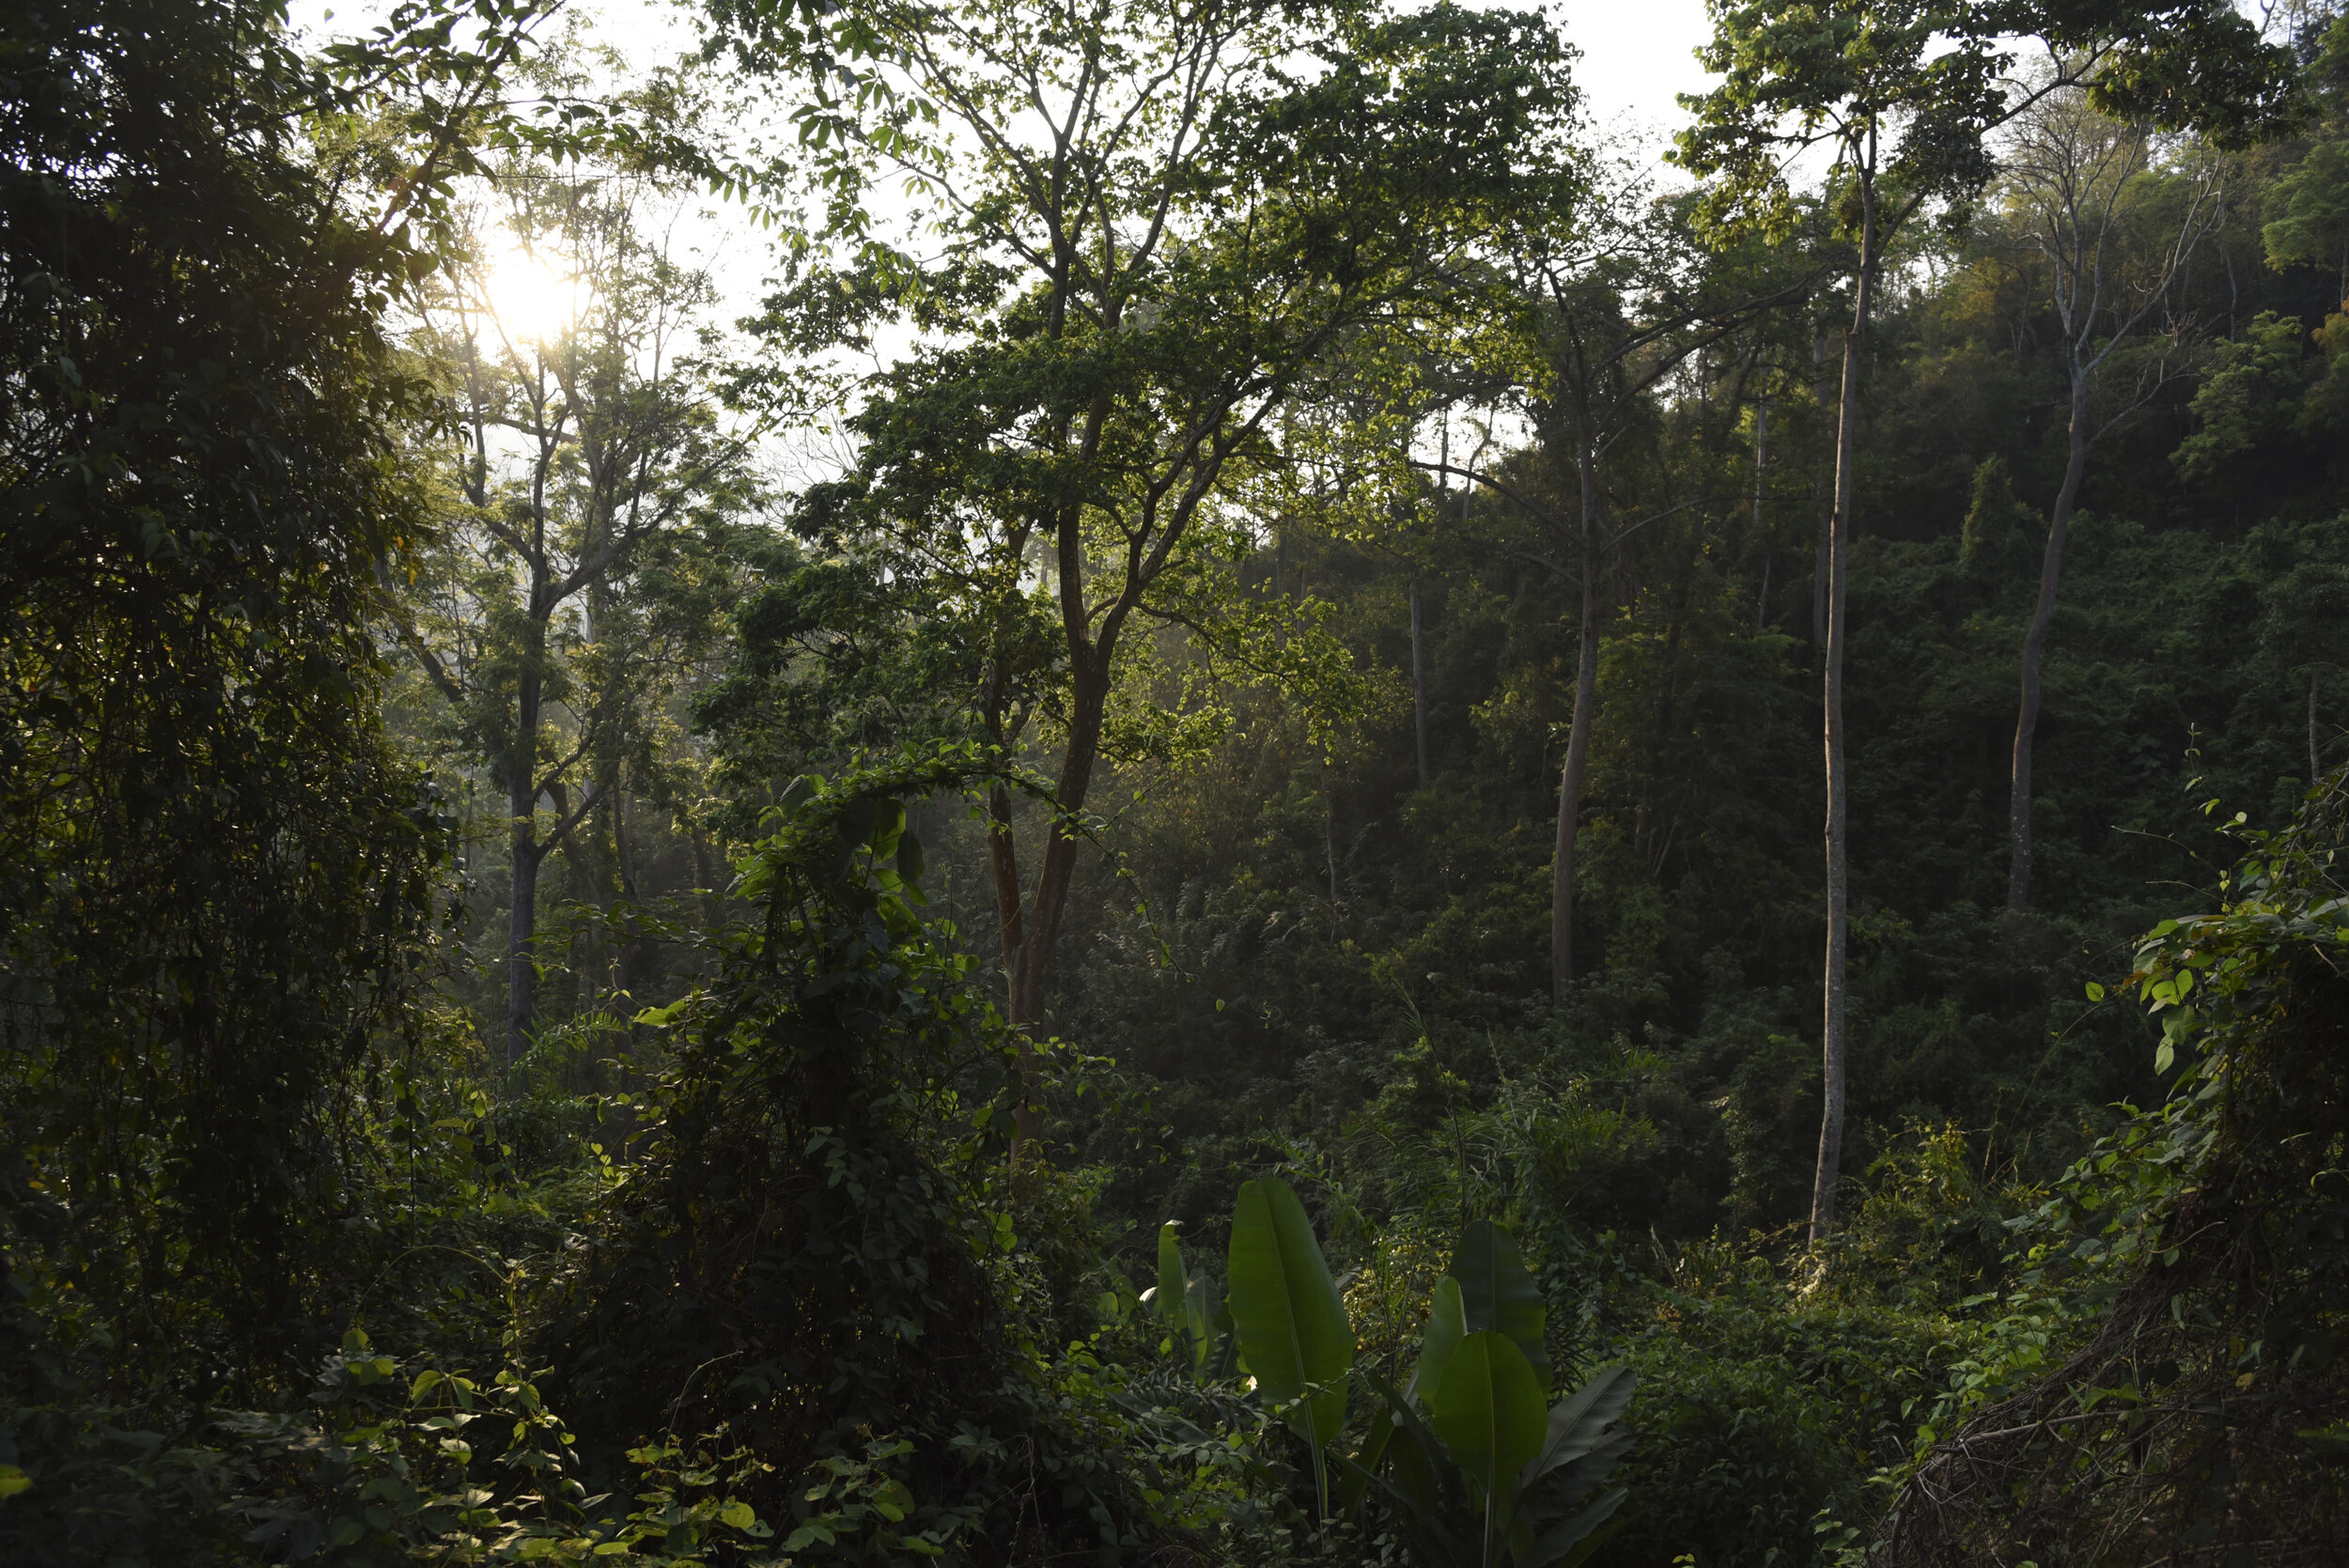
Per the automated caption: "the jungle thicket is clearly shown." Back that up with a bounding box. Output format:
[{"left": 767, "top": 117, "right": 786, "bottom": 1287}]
[{"left": 5, "top": 0, "right": 2349, "bottom": 1562}]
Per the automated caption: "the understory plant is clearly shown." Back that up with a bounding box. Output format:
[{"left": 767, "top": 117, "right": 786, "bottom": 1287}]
[{"left": 1151, "top": 1181, "right": 1637, "bottom": 1568}]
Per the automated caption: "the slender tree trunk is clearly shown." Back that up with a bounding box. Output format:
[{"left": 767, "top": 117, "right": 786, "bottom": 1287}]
[
  {"left": 1551, "top": 442, "right": 1601, "bottom": 1004},
  {"left": 2008, "top": 369, "right": 2091, "bottom": 911},
  {"left": 1753, "top": 396, "right": 1771, "bottom": 635},
  {"left": 612, "top": 786, "right": 639, "bottom": 904},
  {"left": 986, "top": 781, "right": 1026, "bottom": 973},
  {"left": 1812, "top": 331, "right": 1832, "bottom": 650},
  {"left": 1812, "top": 172, "right": 1877, "bottom": 1245},
  {"left": 1410, "top": 577, "right": 1430, "bottom": 788},
  {"left": 688, "top": 828, "right": 721, "bottom": 927},
  {"left": 1322, "top": 755, "right": 1339, "bottom": 910},
  {"left": 2310, "top": 670, "right": 2322, "bottom": 784},
  {"left": 506, "top": 776, "right": 538, "bottom": 1078},
  {"left": 1000, "top": 638, "right": 1111, "bottom": 1151}
]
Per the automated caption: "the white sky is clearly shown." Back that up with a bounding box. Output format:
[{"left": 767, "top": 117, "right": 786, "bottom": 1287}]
[
  {"left": 298, "top": 0, "right": 1724, "bottom": 162},
  {"left": 1554, "top": 0, "right": 1719, "bottom": 141}
]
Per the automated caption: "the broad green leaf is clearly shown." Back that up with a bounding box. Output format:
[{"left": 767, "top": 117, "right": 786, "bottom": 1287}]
[
  {"left": 1227, "top": 1177, "right": 1353, "bottom": 1448},
  {"left": 1424, "top": 1330, "right": 1547, "bottom": 1506},
  {"left": 1410, "top": 1273, "right": 1467, "bottom": 1402},
  {"left": 1183, "top": 1267, "right": 1221, "bottom": 1375},
  {"left": 1448, "top": 1219, "right": 1548, "bottom": 1393},
  {"left": 1521, "top": 1364, "right": 1637, "bottom": 1486}
]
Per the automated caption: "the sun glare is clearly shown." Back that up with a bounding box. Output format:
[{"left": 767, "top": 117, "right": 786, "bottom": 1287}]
[{"left": 478, "top": 242, "right": 580, "bottom": 348}]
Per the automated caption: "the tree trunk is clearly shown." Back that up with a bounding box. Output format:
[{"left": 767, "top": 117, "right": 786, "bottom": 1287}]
[
  {"left": 503, "top": 598, "right": 545, "bottom": 1078},
  {"left": 1812, "top": 170, "right": 1877, "bottom": 1245},
  {"left": 2008, "top": 369, "right": 2091, "bottom": 911},
  {"left": 1753, "top": 396, "right": 1771, "bottom": 636},
  {"left": 612, "top": 786, "right": 639, "bottom": 905},
  {"left": 1322, "top": 755, "right": 1340, "bottom": 910},
  {"left": 1811, "top": 330, "right": 1832, "bottom": 650},
  {"left": 1410, "top": 577, "right": 1430, "bottom": 788},
  {"left": 506, "top": 782, "right": 538, "bottom": 1079},
  {"left": 1551, "top": 441, "right": 1601, "bottom": 1005},
  {"left": 2311, "top": 670, "right": 2323, "bottom": 784},
  {"left": 999, "top": 638, "right": 1112, "bottom": 1151}
]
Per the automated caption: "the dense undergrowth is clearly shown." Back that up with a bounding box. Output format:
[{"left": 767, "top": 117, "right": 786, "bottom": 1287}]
[
  {"left": 9, "top": 0, "right": 2349, "bottom": 1561},
  {"left": 9, "top": 760, "right": 2345, "bottom": 1563}
]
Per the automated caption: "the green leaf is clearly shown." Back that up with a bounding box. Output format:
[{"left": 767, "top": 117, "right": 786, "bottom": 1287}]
[
  {"left": 1183, "top": 1267, "right": 1222, "bottom": 1377},
  {"left": 1448, "top": 1219, "right": 1548, "bottom": 1393},
  {"left": 1520, "top": 1364, "right": 1636, "bottom": 1487},
  {"left": 1227, "top": 1176, "right": 1353, "bottom": 1449},
  {"left": 2085, "top": 981, "right": 2106, "bottom": 1001},
  {"left": 720, "top": 1499, "right": 756, "bottom": 1529},
  {"left": 1411, "top": 1274, "right": 1467, "bottom": 1402},
  {"left": 0, "top": 1465, "right": 29, "bottom": 1498},
  {"left": 1423, "top": 1330, "right": 1547, "bottom": 1507}
]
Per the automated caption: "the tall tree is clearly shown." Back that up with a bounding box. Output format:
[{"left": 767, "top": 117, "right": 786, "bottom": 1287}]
[
  {"left": 1422, "top": 160, "right": 1808, "bottom": 1002},
  {"left": 712, "top": 0, "right": 1576, "bottom": 1142},
  {"left": 396, "top": 118, "right": 750, "bottom": 1074},
  {"left": 0, "top": 0, "right": 552, "bottom": 1383},
  {"left": 2001, "top": 84, "right": 2214, "bottom": 910},
  {"left": 1675, "top": 0, "right": 2292, "bottom": 1239}
]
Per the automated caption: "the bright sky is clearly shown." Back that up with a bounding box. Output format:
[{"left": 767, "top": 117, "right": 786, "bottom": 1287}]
[
  {"left": 297, "top": 0, "right": 1724, "bottom": 148},
  {"left": 1555, "top": 0, "right": 1719, "bottom": 140}
]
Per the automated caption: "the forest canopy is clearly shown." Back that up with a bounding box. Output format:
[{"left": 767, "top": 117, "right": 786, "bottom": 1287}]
[{"left": 4, "top": 0, "right": 2349, "bottom": 1563}]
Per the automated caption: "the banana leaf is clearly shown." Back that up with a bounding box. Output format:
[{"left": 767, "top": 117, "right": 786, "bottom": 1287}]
[
  {"left": 1424, "top": 1330, "right": 1547, "bottom": 1518},
  {"left": 1448, "top": 1220, "right": 1549, "bottom": 1395}
]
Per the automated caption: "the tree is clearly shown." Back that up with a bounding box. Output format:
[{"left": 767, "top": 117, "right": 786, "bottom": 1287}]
[
  {"left": 2256, "top": 552, "right": 2349, "bottom": 784},
  {"left": 2000, "top": 84, "right": 2214, "bottom": 911},
  {"left": 711, "top": 0, "right": 1576, "bottom": 1142},
  {"left": 395, "top": 108, "right": 752, "bottom": 1074},
  {"left": 2261, "top": 10, "right": 2349, "bottom": 302},
  {"left": 0, "top": 0, "right": 554, "bottom": 1382},
  {"left": 1676, "top": 0, "right": 2292, "bottom": 1239},
  {"left": 1421, "top": 156, "right": 1809, "bottom": 1003}
]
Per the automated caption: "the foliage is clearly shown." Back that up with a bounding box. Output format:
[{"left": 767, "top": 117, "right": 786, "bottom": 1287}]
[
  {"left": 1228, "top": 1176, "right": 1357, "bottom": 1484},
  {"left": 17, "top": 0, "right": 2349, "bottom": 1565},
  {"left": 1878, "top": 777, "right": 2349, "bottom": 1564},
  {"left": 0, "top": 0, "right": 473, "bottom": 1397},
  {"left": 1350, "top": 1256, "right": 1632, "bottom": 1568}
]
